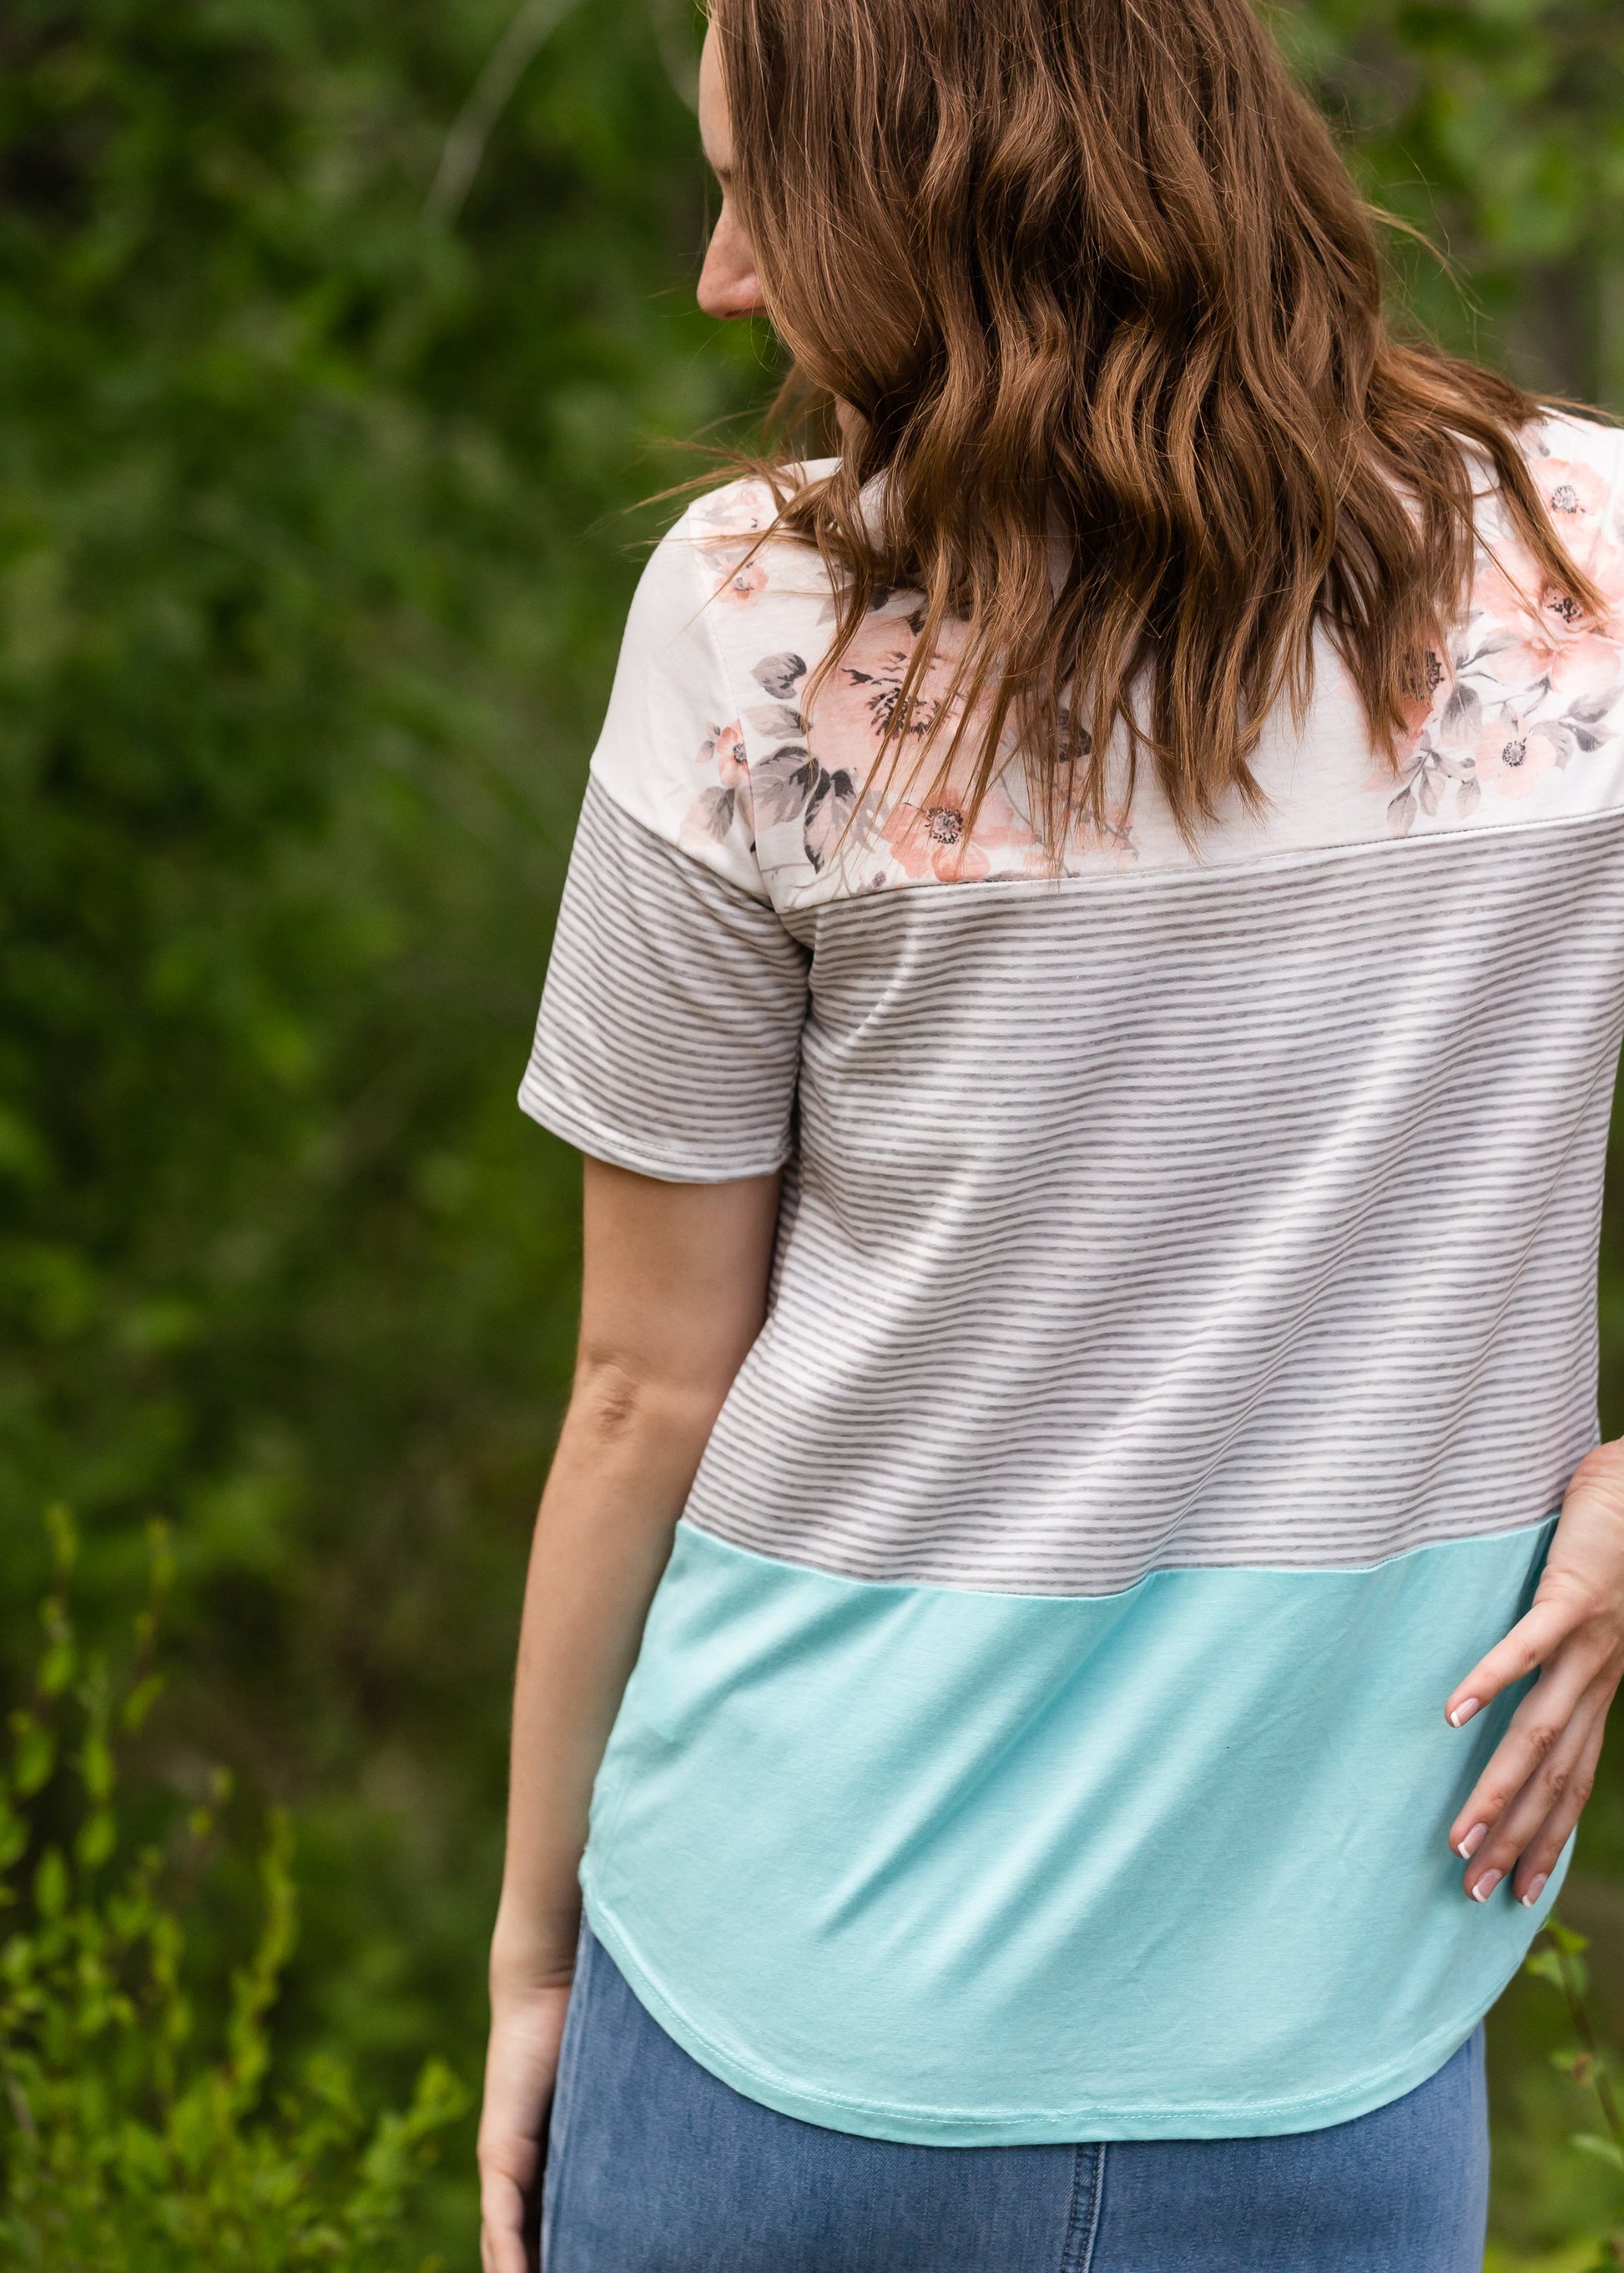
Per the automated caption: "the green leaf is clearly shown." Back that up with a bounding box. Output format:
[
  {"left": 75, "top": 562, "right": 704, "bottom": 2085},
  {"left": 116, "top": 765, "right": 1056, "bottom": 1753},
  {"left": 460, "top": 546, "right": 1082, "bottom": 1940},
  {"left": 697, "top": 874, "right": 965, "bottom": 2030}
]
[
  {"left": 1571, "top": 2132, "right": 1624, "bottom": 2171},
  {"left": 74, "top": 1811, "right": 116, "bottom": 1871},
  {"left": 9, "top": 1716, "right": 54, "bottom": 1801},
  {"left": 0, "top": 1802, "right": 28, "bottom": 1877},
  {"left": 32, "top": 1848, "right": 68, "bottom": 1920},
  {"left": 121, "top": 1673, "right": 166, "bottom": 1734},
  {"left": 43, "top": 1504, "right": 77, "bottom": 1585}
]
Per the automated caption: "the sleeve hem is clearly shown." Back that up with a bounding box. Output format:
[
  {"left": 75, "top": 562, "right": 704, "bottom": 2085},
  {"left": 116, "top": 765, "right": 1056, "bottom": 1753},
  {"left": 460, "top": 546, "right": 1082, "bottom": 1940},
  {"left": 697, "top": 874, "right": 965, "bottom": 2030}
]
[{"left": 517, "top": 1079, "right": 791, "bottom": 1185}]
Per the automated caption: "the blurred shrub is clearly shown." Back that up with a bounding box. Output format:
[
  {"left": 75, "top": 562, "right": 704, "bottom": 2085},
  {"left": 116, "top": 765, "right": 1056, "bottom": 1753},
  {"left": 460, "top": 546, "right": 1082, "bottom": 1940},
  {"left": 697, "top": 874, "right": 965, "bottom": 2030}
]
[
  {"left": 1288, "top": 0, "right": 1624, "bottom": 410},
  {"left": 0, "top": 0, "right": 759, "bottom": 2235},
  {"left": 0, "top": 1509, "right": 465, "bottom": 2271}
]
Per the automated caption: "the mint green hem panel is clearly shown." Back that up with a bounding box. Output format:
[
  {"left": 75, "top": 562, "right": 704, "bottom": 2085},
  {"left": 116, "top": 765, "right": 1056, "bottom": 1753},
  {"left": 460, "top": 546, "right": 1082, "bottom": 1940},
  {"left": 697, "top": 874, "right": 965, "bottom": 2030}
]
[
  {"left": 582, "top": 1859, "right": 1562, "bottom": 2144},
  {"left": 583, "top": 1518, "right": 1562, "bottom": 2145}
]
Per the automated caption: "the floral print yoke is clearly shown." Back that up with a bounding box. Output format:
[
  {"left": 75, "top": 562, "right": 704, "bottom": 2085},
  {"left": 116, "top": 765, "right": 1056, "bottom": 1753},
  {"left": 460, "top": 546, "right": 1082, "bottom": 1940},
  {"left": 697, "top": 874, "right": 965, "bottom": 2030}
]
[{"left": 658, "top": 418, "right": 1624, "bottom": 913}]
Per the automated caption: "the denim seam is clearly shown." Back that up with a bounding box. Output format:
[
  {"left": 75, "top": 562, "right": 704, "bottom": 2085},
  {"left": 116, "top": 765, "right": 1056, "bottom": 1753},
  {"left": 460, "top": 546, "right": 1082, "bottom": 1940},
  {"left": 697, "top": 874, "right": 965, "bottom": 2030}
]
[
  {"left": 1060, "top": 2142, "right": 1105, "bottom": 2273},
  {"left": 538, "top": 1919, "right": 593, "bottom": 2266}
]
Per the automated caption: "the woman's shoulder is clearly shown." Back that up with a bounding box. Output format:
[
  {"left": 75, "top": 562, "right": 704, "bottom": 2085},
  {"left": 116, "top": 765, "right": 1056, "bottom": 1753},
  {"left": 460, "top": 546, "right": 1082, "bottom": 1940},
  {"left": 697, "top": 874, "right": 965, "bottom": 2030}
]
[
  {"left": 675, "top": 458, "right": 840, "bottom": 546},
  {"left": 1511, "top": 407, "right": 1624, "bottom": 607},
  {"left": 1500, "top": 407, "right": 1624, "bottom": 564},
  {"left": 657, "top": 461, "right": 840, "bottom": 611},
  {"left": 1522, "top": 406, "right": 1624, "bottom": 490}
]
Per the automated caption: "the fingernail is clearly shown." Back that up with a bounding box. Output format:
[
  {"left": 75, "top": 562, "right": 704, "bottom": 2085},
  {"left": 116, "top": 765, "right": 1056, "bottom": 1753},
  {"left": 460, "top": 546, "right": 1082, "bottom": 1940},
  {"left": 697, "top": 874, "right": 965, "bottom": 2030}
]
[
  {"left": 1456, "top": 1823, "right": 1488, "bottom": 1860},
  {"left": 1521, "top": 1874, "right": 1549, "bottom": 1908},
  {"left": 1448, "top": 1697, "right": 1481, "bottom": 1728},
  {"left": 1470, "top": 1868, "right": 1503, "bottom": 1903}
]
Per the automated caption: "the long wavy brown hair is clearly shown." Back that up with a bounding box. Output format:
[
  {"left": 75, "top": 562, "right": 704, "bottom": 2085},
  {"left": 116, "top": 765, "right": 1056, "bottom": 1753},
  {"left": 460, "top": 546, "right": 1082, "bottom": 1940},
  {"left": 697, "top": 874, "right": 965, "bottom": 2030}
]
[{"left": 711, "top": 0, "right": 1606, "bottom": 845}]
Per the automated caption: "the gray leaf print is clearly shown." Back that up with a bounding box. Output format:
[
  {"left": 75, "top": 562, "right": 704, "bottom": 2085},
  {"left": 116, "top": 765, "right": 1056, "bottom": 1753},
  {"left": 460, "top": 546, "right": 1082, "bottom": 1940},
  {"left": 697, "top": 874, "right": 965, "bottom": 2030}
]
[
  {"left": 1387, "top": 785, "right": 1417, "bottom": 838},
  {"left": 690, "top": 785, "right": 736, "bottom": 842},
  {"left": 754, "top": 743, "right": 814, "bottom": 826},
  {"left": 746, "top": 703, "right": 804, "bottom": 736},
  {"left": 754, "top": 653, "right": 808, "bottom": 700},
  {"left": 1567, "top": 690, "right": 1616, "bottom": 725},
  {"left": 1419, "top": 766, "right": 1442, "bottom": 817},
  {"left": 1440, "top": 683, "right": 1480, "bottom": 738},
  {"left": 803, "top": 767, "right": 860, "bottom": 870},
  {"left": 1455, "top": 774, "right": 1481, "bottom": 819}
]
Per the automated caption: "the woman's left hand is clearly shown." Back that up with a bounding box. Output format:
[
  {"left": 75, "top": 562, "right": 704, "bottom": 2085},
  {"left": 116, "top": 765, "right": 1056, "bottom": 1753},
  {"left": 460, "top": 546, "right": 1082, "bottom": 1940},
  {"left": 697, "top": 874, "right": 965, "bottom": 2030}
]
[{"left": 1446, "top": 1441, "right": 1624, "bottom": 1907}]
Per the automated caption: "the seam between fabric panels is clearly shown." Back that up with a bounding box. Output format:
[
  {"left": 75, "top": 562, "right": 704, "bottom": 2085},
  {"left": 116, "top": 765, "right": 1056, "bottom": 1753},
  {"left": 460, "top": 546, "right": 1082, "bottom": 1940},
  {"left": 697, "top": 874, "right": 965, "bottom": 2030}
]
[
  {"left": 675, "top": 1509, "right": 1561, "bottom": 1608},
  {"left": 794, "top": 794, "right": 1624, "bottom": 925},
  {"left": 682, "top": 513, "right": 754, "bottom": 844},
  {"left": 663, "top": 488, "right": 1624, "bottom": 915},
  {"left": 580, "top": 1865, "right": 1563, "bottom": 2137}
]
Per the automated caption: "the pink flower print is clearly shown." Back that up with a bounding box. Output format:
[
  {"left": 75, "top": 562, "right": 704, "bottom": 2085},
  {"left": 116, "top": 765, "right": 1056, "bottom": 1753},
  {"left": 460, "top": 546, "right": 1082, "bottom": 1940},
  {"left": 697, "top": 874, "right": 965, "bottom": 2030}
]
[
  {"left": 699, "top": 718, "right": 749, "bottom": 786},
  {"left": 690, "top": 479, "right": 781, "bottom": 608},
  {"left": 882, "top": 797, "right": 989, "bottom": 881},
  {"left": 1473, "top": 538, "right": 1618, "bottom": 699},
  {"left": 1472, "top": 533, "right": 1545, "bottom": 628},
  {"left": 1485, "top": 595, "right": 1616, "bottom": 699},
  {"left": 809, "top": 608, "right": 967, "bottom": 772},
  {"left": 1474, "top": 714, "right": 1562, "bottom": 799},
  {"left": 683, "top": 718, "right": 755, "bottom": 851},
  {"left": 880, "top": 776, "right": 1026, "bottom": 884},
  {"left": 1396, "top": 644, "right": 1450, "bottom": 748},
  {"left": 1533, "top": 456, "right": 1609, "bottom": 528},
  {"left": 711, "top": 551, "right": 769, "bottom": 607},
  {"left": 691, "top": 477, "right": 779, "bottom": 541}
]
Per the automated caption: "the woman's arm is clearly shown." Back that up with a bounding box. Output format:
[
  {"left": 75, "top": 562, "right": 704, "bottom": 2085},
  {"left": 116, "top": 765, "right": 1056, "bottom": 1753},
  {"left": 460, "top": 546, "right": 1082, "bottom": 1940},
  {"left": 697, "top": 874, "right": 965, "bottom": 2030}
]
[
  {"left": 1446, "top": 1439, "right": 1624, "bottom": 1907},
  {"left": 477, "top": 1156, "right": 781, "bottom": 2273}
]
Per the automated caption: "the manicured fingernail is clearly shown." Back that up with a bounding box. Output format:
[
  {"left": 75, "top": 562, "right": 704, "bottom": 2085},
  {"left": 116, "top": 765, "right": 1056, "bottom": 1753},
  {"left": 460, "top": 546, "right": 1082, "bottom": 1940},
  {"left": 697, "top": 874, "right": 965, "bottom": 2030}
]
[
  {"left": 1521, "top": 1874, "right": 1549, "bottom": 1908},
  {"left": 1448, "top": 1697, "right": 1481, "bottom": 1728},
  {"left": 1470, "top": 1868, "right": 1503, "bottom": 1903},
  {"left": 1456, "top": 1823, "right": 1488, "bottom": 1860}
]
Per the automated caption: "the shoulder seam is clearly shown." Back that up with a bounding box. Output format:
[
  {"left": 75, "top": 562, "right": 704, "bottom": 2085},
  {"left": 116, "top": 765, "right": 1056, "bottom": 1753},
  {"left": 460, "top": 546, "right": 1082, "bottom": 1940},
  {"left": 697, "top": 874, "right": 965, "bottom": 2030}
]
[
  {"left": 583, "top": 764, "right": 780, "bottom": 915},
  {"left": 669, "top": 512, "right": 749, "bottom": 770}
]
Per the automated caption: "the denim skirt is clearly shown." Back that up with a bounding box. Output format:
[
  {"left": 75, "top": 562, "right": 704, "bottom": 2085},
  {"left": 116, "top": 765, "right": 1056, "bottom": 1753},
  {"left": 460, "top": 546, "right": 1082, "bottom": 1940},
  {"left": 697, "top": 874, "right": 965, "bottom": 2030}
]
[{"left": 540, "top": 1923, "right": 1489, "bottom": 2273}]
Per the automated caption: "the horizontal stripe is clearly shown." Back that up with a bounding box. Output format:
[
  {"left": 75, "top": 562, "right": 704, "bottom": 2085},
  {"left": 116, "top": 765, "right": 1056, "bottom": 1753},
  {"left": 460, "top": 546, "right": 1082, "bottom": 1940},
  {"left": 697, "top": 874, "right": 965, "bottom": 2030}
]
[
  {"left": 520, "top": 779, "right": 809, "bottom": 1182},
  {"left": 524, "top": 785, "right": 1624, "bottom": 1593}
]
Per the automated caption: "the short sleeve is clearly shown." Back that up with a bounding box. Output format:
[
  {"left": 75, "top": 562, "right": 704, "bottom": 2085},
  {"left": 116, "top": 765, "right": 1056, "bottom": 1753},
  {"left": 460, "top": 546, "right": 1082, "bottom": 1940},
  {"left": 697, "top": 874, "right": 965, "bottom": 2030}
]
[
  {"left": 519, "top": 509, "right": 811, "bottom": 1182},
  {"left": 579, "top": 495, "right": 768, "bottom": 899}
]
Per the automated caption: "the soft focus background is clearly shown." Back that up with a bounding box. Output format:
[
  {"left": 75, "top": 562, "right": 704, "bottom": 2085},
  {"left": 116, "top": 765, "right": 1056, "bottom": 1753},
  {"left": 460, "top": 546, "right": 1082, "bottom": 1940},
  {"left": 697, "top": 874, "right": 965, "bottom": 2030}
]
[{"left": 2, "top": 0, "right": 1623, "bottom": 2263}]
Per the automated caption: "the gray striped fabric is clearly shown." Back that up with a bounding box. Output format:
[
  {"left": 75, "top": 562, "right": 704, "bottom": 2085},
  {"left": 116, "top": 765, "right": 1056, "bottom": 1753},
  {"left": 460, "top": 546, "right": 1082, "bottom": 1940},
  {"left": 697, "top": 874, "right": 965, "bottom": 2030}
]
[
  {"left": 522, "top": 779, "right": 809, "bottom": 1184},
  {"left": 524, "top": 785, "right": 1624, "bottom": 1595}
]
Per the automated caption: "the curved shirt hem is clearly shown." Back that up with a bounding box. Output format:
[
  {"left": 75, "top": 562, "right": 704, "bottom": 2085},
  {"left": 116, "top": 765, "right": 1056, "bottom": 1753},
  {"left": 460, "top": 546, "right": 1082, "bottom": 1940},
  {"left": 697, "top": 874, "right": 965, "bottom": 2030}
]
[{"left": 580, "top": 1859, "right": 1566, "bottom": 2145}]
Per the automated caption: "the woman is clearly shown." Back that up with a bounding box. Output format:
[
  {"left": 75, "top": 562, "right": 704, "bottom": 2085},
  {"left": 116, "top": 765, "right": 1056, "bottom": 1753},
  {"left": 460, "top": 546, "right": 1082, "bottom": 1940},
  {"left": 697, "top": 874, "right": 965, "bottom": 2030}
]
[{"left": 479, "top": 0, "right": 1624, "bottom": 2265}]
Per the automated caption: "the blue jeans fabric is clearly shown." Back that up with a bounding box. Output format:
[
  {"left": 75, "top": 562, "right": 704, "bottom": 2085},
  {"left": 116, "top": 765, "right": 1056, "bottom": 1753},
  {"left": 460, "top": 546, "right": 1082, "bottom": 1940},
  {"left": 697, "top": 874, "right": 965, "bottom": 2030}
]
[{"left": 541, "top": 1924, "right": 1489, "bottom": 2272}]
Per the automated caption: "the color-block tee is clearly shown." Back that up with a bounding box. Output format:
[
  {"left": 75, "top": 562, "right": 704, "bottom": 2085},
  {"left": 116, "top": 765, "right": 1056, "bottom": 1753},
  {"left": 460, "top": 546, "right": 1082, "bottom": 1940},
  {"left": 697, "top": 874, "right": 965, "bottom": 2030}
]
[{"left": 520, "top": 414, "right": 1624, "bottom": 2142}]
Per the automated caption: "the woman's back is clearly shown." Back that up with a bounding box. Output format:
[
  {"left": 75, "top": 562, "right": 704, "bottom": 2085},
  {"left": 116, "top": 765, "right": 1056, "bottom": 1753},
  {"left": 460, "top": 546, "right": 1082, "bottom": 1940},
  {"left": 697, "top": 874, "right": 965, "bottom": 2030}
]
[{"left": 520, "top": 409, "right": 1624, "bottom": 2139}]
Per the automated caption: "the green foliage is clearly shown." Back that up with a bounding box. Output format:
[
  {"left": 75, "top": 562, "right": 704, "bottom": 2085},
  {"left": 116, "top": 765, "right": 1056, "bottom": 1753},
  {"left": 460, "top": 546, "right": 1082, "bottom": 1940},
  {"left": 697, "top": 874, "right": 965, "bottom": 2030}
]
[
  {"left": 1284, "top": 0, "right": 1624, "bottom": 406},
  {"left": 0, "top": 0, "right": 1621, "bottom": 2263},
  {"left": 0, "top": 1511, "right": 466, "bottom": 2271},
  {"left": 1, "top": 0, "right": 754, "bottom": 2235},
  {"left": 1501, "top": 1925, "right": 1624, "bottom": 2271}
]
